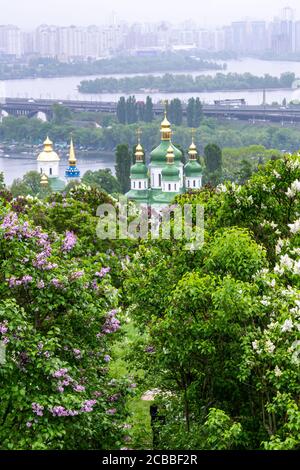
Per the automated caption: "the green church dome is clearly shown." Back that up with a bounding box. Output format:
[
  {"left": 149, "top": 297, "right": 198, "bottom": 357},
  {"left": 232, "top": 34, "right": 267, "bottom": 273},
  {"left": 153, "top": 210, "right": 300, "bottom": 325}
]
[
  {"left": 162, "top": 164, "right": 180, "bottom": 181},
  {"left": 130, "top": 162, "right": 148, "bottom": 178},
  {"left": 151, "top": 141, "right": 182, "bottom": 163},
  {"left": 185, "top": 160, "right": 203, "bottom": 177}
]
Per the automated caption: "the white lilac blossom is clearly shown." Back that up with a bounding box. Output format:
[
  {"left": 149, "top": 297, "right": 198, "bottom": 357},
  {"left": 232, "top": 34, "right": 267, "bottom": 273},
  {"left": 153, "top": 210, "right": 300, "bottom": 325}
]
[
  {"left": 281, "top": 319, "right": 294, "bottom": 332},
  {"left": 286, "top": 180, "right": 300, "bottom": 198},
  {"left": 265, "top": 340, "right": 276, "bottom": 354},
  {"left": 274, "top": 366, "right": 282, "bottom": 377},
  {"left": 288, "top": 219, "right": 300, "bottom": 235}
]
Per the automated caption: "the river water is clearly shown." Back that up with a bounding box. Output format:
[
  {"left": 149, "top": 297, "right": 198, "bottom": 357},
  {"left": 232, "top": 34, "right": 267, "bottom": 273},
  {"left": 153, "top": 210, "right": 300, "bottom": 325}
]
[
  {"left": 1, "top": 57, "right": 300, "bottom": 184},
  {"left": 0, "top": 151, "right": 115, "bottom": 186},
  {"left": 1, "top": 58, "right": 300, "bottom": 105}
]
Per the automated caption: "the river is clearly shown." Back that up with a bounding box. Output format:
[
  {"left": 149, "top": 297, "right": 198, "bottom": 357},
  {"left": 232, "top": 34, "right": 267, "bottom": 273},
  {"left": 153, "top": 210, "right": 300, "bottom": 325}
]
[
  {"left": 1, "top": 58, "right": 300, "bottom": 105},
  {"left": 0, "top": 151, "right": 115, "bottom": 186},
  {"left": 1, "top": 57, "right": 300, "bottom": 184}
]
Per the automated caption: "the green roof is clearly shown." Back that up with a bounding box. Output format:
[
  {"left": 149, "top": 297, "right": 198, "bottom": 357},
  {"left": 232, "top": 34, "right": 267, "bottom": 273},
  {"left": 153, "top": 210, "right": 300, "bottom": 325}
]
[
  {"left": 150, "top": 140, "right": 182, "bottom": 163},
  {"left": 149, "top": 188, "right": 184, "bottom": 205},
  {"left": 126, "top": 189, "right": 149, "bottom": 204},
  {"left": 130, "top": 162, "right": 148, "bottom": 178},
  {"left": 49, "top": 177, "right": 66, "bottom": 192},
  {"left": 184, "top": 160, "right": 203, "bottom": 177},
  {"left": 162, "top": 164, "right": 180, "bottom": 182}
]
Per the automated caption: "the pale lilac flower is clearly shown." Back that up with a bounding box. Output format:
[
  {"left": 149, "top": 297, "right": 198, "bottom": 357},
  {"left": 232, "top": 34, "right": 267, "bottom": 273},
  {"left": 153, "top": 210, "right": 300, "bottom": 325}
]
[
  {"left": 0, "top": 321, "right": 8, "bottom": 335},
  {"left": 95, "top": 267, "right": 111, "bottom": 278},
  {"left": 52, "top": 368, "right": 68, "bottom": 378},
  {"left": 73, "top": 349, "right": 82, "bottom": 359},
  {"left": 62, "top": 231, "right": 77, "bottom": 253},
  {"left": 104, "top": 355, "right": 111, "bottom": 363},
  {"left": 32, "top": 403, "right": 44, "bottom": 416},
  {"left": 106, "top": 408, "right": 117, "bottom": 415},
  {"left": 74, "top": 385, "right": 85, "bottom": 392}
]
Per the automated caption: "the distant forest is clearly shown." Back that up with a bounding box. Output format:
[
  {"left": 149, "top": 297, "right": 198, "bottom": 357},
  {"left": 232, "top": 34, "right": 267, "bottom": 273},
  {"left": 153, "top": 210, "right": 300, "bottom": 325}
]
[{"left": 79, "top": 72, "right": 297, "bottom": 94}]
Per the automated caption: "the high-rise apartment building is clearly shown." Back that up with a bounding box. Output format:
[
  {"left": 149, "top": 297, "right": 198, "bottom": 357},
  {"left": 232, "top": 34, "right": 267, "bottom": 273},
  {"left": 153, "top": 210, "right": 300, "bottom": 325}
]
[{"left": 0, "top": 25, "right": 22, "bottom": 57}]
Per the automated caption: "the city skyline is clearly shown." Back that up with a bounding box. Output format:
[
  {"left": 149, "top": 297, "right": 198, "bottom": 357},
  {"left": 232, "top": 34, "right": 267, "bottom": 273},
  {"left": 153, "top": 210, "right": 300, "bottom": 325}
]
[{"left": 0, "top": 0, "right": 300, "bottom": 28}]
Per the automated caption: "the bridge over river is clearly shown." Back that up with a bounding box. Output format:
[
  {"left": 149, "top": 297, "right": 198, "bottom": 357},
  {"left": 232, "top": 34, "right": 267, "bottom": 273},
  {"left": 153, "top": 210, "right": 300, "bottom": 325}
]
[{"left": 2, "top": 98, "right": 300, "bottom": 123}]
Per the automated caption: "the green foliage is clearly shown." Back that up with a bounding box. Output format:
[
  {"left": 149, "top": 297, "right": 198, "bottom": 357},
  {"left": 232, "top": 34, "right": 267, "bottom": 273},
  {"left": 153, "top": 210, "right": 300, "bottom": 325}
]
[
  {"left": 204, "top": 143, "right": 223, "bottom": 185},
  {"left": 115, "top": 144, "right": 131, "bottom": 193},
  {"left": 81, "top": 169, "right": 120, "bottom": 194},
  {"left": 10, "top": 171, "right": 42, "bottom": 197},
  {"left": 52, "top": 104, "right": 72, "bottom": 125},
  {"left": 0, "top": 172, "right": 5, "bottom": 190},
  {"left": 168, "top": 99, "right": 183, "bottom": 126},
  {"left": 0, "top": 194, "right": 135, "bottom": 450},
  {"left": 79, "top": 72, "right": 296, "bottom": 94},
  {"left": 186, "top": 98, "right": 203, "bottom": 128},
  {"left": 123, "top": 152, "right": 300, "bottom": 450}
]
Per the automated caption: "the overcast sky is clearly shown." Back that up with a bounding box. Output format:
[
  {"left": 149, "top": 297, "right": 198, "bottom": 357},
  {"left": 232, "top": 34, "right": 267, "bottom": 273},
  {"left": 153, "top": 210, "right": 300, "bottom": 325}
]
[{"left": 0, "top": 0, "right": 299, "bottom": 28}]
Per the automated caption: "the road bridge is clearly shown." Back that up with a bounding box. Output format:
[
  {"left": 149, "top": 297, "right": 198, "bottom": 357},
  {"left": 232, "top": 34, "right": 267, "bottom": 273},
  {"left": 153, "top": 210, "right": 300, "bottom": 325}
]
[{"left": 2, "top": 98, "right": 300, "bottom": 123}]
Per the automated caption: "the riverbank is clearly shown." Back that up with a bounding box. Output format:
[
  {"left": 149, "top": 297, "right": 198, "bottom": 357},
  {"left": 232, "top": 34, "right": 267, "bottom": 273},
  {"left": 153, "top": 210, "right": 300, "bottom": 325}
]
[{"left": 78, "top": 72, "right": 297, "bottom": 95}]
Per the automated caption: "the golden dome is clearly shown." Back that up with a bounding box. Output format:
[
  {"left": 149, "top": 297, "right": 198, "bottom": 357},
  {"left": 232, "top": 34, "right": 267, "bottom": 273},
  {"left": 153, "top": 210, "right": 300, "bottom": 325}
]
[
  {"left": 188, "top": 130, "right": 198, "bottom": 160},
  {"left": 160, "top": 112, "right": 172, "bottom": 141},
  {"left": 40, "top": 174, "right": 48, "bottom": 186},
  {"left": 37, "top": 136, "right": 60, "bottom": 162},
  {"left": 166, "top": 145, "right": 175, "bottom": 164},
  {"left": 68, "top": 138, "right": 77, "bottom": 165}
]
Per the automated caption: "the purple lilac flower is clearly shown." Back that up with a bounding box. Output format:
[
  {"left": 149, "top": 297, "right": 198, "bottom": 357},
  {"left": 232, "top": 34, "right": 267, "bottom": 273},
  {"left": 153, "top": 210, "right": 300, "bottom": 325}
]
[
  {"left": 57, "top": 386, "right": 64, "bottom": 393},
  {"left": 95, "top": 267, "right": 111, "bottom": 278},
  {"left": 37, "top": 280, "right": 45, "bottom": 289},
  {"left": 0, "top": 321, "right": 8, "bottom": 335},
  {"left": 62, "top": 231, "right": 77, "bottom": 253},
  {"left": 32, "top": 403, "right": 44, "bottom": 417},
  {"left": 26, "top": 422, "right": 33, "bottom": 428},
  {"left": 130, "top": 383, "right": 137, "bottom": 389},
  {"left": 104, "top": 355, "right": 111, "bottom": 363},
  {"left": 51, "top": 278, "right": 63, "bottom": 288},
  {"left": 51, "top": 406, "right": 69, "bottom": 417},
  {"left": 2, "top": 337, "right": 9, "bottom": 344},
  {"left": 109, "top": 394, "right": 120, "bottom": 402},
  {"left": 22, "top": 275, "right": 33, "bottom": 285},
  {"left": 81, "top": 400, "right": 97, "bottom": 413},
  {"left": 74, "top": 385, "right": 85, "bottom": 393},
  {"left": 106, "top": 408, "right": 117, "bottom": 415},
  {"left": 93, "top": 391, "right": 103, "bottom": 398},
  {"left": 73, "top": 349, "right": 82, "bottom": 359},
  {"left": 44, "top": 351, "right": 50, "bottom": 358},
  {"left": 70, "top": 271, "right": 84, "bottom": 281},
  {"left": 102, "top": 310, "right": 121, "bottom": 334},
  {"left": 52, "top": 368, "right": 69, "bottom": 378}
]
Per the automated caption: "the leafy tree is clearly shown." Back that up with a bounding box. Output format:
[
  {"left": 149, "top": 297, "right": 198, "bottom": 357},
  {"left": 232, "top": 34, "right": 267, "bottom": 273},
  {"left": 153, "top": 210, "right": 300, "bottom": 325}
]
[
  {"left": 124, "top": 152, "right": 300, "bottom": 450},
  {"left": 194, "top": 98, "right": 203, "bottom": 127},
  {"left": 117, "top": 97, "right": 126, "bottom": 124},
  {"left": 0, "top": 197, "right": 132, "bottom": 450},
  {"left": 52, "top": 104, "right": 72, "bottom": 125},
  {"left": 10, "top": 171, "right": 42, "bottom": 197},
  {"left": 126, "top": 96, "right": 138, "bottom": 124},
  {"left": 0, "top": 172, "right": 5, "bottom": 190},
  {"left": 204, "top": 144, "right": 223, "bottom": 185},
  {"left": 145, "top": 96, "right": 154, "bottom": 123},
  {"left": 115, "top": 144, "right": 131, "bottom": 193},
  {"left": 168, "top": 99, "right": 183, "bottom": 126},
  {"left": 235, "top": 159, "right": 253, "bottom": 184},
  {"left": 81, "top": 169, "right": 120, "bottom": 194},
  {"left": 186, "top": 98, "right": 195, "bottom": 128}
]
